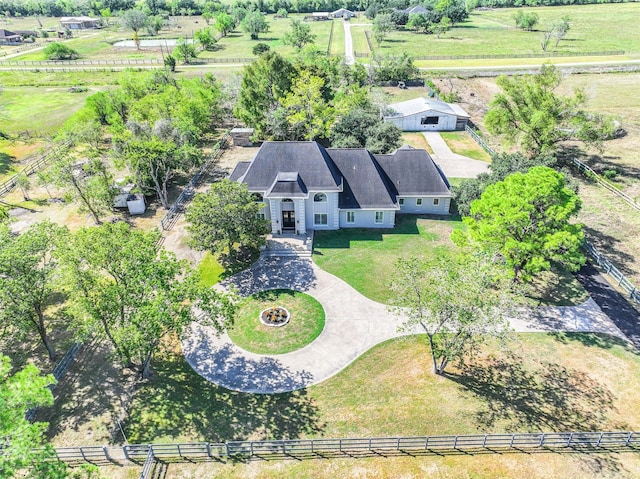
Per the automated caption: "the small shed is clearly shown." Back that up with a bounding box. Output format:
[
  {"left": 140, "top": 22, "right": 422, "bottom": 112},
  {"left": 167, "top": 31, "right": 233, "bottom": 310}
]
[
  {"left": 331, "top": 8, "right": 356, "bottom": 19},
  {"left": 0, "top": 29, "right": 21, "bottom": 44},
  {"left": 60, "top": 16, "right": 99, "bottom": 29},
  {"left": 383, "top": 98, "right": 470, "bottom": 132},
  {"left": 311, "top": 12, "right": 330, "bottom": 20},
  {"left": 230, "top": 128, "right": 254, "bottom": 147},
  {"left": 125, "top": 194, "right": 146, "bottom": 215}
]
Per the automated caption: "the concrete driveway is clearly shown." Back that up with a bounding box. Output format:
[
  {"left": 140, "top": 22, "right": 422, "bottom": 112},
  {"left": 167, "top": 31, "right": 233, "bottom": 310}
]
[
  {"left": 423, "top": 131, "right": 490, "bottom": 178},
  {"left": 182, "top": 257, "right": 627, "bottom": 394}
]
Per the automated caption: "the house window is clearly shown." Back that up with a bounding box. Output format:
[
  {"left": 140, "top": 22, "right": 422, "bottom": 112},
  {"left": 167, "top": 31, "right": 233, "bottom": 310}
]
[
  {"left": 433, "top": 198, "right": 440, "bottom": 206},
  {"left": 399, "top": 198, "right": 404, "bottom": 206},
  {"left": 375, "top": 211, "right": 384, "bottom": 224},
  {"left": 314, "top": 213, "right": 328, "bottom": 225},
  {"left": 314, "top": 193, "right": 327, "bottom": 202},
  {"left": 416, "top": 198, "right": 422, "bottom": 206},
  {"left": 346, "top": 211, "right": 355, "bottom": 223},
  {"left": 421, "top": 116, "right": 439, "bottom": 125}
]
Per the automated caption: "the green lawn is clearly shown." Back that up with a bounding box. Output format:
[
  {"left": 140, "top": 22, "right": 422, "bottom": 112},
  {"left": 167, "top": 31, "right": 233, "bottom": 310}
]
[
  {"left": 227, "top": 289, "right": 325, "bottom": 354},
  {"left": 313, "top": 215, "right": 465, "bottom": 303},
  {"left": 440, "top": 131, "right": 492, "bottom": 162},
  {"left": 329, "top": 18, "right": 344, "bottom": 56},
  {"left": 0, "top": 86, "right": 93, "bottom": 136},
  {"left": 197, "top": 252, "right": 225, "bottom": 287},
  {"left": 353, "top": 3, "right": 640, "bottom": 58},
  {"left": 313, "top": 215, "right": 588, "bottom": 306},
  {"left": 124, "top": 332, "right": 640, "bottom": 450}
]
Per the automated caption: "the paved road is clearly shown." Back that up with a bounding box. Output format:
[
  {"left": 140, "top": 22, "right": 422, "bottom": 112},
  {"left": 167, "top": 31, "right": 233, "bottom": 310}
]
[
  {"left": 422, "top": 132, "right": 490, "bottom": 178},
  {"left": 182, "top": 257, "right": 627, "bottom": 394},
  {"left": 343, "top": 20, "right": 354, "bottom": 65},
  {"left": 575, "top": 263, "right": 640, "bottom": 350}
]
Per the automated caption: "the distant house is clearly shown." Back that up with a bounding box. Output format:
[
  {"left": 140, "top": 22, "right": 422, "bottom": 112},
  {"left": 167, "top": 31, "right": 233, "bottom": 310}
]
[
  {"left": 229, "top": 141, "right": 451, "bottom": 234},
  {"left": 383, "top": 98, "right": 470, "bottom": 132},
  {"left": 60, "top": 16, "right": 99, "bottom": 29},
  {"left": 331, "top": 8, "right": 356, "bottom": 19},
  {"left": 0, "top": 29, "right": 21, "bottom": 45},
  {"left": 395, "top": 5, "right": 431, "bottom": 15}
]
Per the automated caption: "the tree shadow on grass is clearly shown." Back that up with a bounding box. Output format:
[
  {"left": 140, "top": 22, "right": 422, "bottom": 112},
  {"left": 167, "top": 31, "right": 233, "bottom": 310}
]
[
  {"left": 562, "top": 145, "right": 640, "bottom": 181},
  {"left": 0, "top": 151, "right": 15, "bottom": 176},
  {"left": 549, "top": 331, "right": 638, "bottom": 354},
  {"left": 447, "top": 353, "right": 626, "bottom": 432},
  {"left": 124, "top": 349, "right": 324, "bottom": 443},
  {"left": 581, "top": 226, "right": 636, "bottom": 277}
]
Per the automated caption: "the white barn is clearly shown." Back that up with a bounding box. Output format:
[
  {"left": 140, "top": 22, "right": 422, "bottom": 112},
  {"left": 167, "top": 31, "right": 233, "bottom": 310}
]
[
  {"left": 384, "top": 98, "right": 470, "bottom": 132},
  {"left": 229, "top": 142, "right": 451, "bottom": 235}
]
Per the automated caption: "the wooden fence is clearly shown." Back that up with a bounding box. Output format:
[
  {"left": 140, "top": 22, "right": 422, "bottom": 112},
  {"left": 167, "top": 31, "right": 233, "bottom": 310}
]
[
  {"left": 44, "top": 431, "right": 640, "bottom": 479},
  {"left": 158, "top": 132, "right": 230, "bottom": 232},
  {"left": 0, "top": 141, "right": 69, "bottom": 199},
  {"left": 353, "top": 50, "right": 624, "bottom": 60}
]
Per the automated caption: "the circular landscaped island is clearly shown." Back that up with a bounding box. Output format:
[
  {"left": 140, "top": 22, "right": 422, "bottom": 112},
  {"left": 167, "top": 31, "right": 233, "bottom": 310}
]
[{"left": 228, "top": 289, "right": 325, "bottom": 355}]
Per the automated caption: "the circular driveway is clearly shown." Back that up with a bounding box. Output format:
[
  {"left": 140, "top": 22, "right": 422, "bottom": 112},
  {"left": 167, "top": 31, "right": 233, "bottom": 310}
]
[{"left": 182, "top": 257, "right": 627, "bottom": 394}]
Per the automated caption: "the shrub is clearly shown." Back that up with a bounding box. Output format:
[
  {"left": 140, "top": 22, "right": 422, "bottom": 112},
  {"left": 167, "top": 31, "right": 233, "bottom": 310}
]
[
  {"left": 252, "top": 43, "right": 271, "bottom": 55},
  {"left": 43, "top": 42, "right": 79, "bottom": 60}
]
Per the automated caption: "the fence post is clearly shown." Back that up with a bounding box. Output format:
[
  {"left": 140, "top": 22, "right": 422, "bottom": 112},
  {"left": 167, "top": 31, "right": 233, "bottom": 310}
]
[
  {"left": 596, "top": 432, "right": 604, "bottom": 447},
  {"left": 625, "top": 432, "right": 633, "bottom": 446},
  {"left": 567, "top": 433, "right": 574, "bottom": 447}
]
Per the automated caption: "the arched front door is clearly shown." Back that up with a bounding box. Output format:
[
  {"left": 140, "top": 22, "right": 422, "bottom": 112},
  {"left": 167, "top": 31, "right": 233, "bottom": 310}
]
[{"left": 281, "top": 199, "right": 295, "bottom": 232}]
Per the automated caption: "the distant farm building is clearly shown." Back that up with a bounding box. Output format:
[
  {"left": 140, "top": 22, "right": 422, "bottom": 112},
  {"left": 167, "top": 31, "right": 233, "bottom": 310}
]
[
  {"left": 60, "top": 16, "right": 99, "bottom": 29},
  {"left": 0, "top": 29, "right": 21, "bottom": 44},
  {"left": 383, "top": 98, "right": 470, "bottom": 132},
  {"left": 331, "top": 8, "right": 356, "bottom": 19},
  {"left": 304, "top": 12, "right": 330, "bottom": 21}
]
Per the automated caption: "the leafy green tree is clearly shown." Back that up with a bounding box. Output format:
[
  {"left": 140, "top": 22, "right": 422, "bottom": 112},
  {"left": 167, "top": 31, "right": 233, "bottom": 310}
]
[
  {"left": 49, "top": 150, "right": 116, "bottom": 225},
  {"left": 552, "top": 15, "right": 570, "bottom": 47},
  {"left": 186, "top": 179, "right": 270, "bottom": 257},
  {"left": 278, "top": 70, "right": 333, "bottom": 140},
  {"left": 514, "top": 11, "right": 539, "bottom": 31},
  {"left": 390, "top": 253, "right": 512, "bottom": 375},
  {"left": 234, "top": 51, "right": 295, "bottom": 136},
  {"left": 365, "top": 122, "right": 403, "bottom": 154},
  {"left": 174, "top": 37, "right": 198, "bottom": 63},
  {"left": 435, "top": 16, "right": 451, "bottom": 38},
  {"left": 14, "top": 173, "right": 31, "bottom": 200},
  {"left": 277, "top": 7, "right": 288, "bottom": 17},
  {"left": 213, "top": 11, "right": 235, "bottom": 37},
  {"left": 0, "top": 221, "right": 68, "bottom": 361},
  {"left": 453, "top": 166, "right": 585, "bottom": 282},
  {"left": 195, "top": 27, "right": 217, "bottom": 50},
  {"left": 370, "top": 52, "right": 419, "bottom": 82},
  {"left": 241, "top": 10, "right": 269, "bottom": 40},
  {"left": 121, "top": 9, "right": 147, "bottom": 49},
  {"left": 146, "top": 15, "right": 164, "bottom": 35},
  {"left": 0, "top": 355, "right": 68, "bottom": 478},
  {"left": 407, "top": 12, "right": 436, "bottom": 33},
  {"left": 252, "top": 42, "right": 270, "bottom": 55},
  {"left": 372, "top": 13, "right": 394, "bottom": 47},
  {"left": 62, "top": 222, "right": 236, "bottom": 379},
  {"left": 282, "top": 18, "right": 315, "bottom": 49},
  {"left": 435, "top": 0, "right": 468, "bottom": 25},
  {"left": 486, "top": 65, "right": 616, "bottom": 157},
  {"left": 43, "top": 42, "right": 79, "bottom": 60}
]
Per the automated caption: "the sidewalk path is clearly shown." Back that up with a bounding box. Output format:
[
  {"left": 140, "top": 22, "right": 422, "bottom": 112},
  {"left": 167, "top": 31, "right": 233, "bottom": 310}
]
[
  {"left": 423, "top": 131, "right": 490, "bottom": 178},
  {"left": 182, "top": 257, "right": 628, "bottom": 394},
  {"left": 343, "top": 20, "right": 354, "bottom": 65}
]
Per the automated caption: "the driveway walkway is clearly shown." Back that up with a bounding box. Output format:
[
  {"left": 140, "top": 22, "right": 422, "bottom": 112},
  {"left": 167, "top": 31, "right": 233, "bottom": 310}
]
[
  {"left": 423, "top": 131, "right": 490, "bottom": 178},
  {"left": 343, "top": 20, "right": 354, "bottom": 65},
  {"left": 182, "top": 257, "right": 627, "bottom": 394}
]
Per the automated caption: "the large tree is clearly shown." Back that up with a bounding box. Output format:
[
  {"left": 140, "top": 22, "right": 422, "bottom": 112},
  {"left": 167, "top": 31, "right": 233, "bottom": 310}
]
[
  {"left": 241, "top": 10, "right": 269, "bottom": 40},
  {"left": 372, "top": 13, "right": 394, "bottom": 46},
  {"left": 234, "top": 51, "right": 295, "bottom": 136},
  {"left": 390, "top": 253, "right": 512, "bottom": 375},
  {"left": 330, "top": 106, "right": 402, "bottom": 153},
  {"left": 282, "top": 18, "right": 315, "bottom": 50},
  {"left": 485, "top": 64, "right": 616, "bottom": 157},
  {"left": 186, "top": 179, "right": 270, "bottom": 257},
  {"left": 213, "top": 11, "right": 235, "bottom": 37},
  {"left": 0, "top": 356, "right": 68, "bottom": 478},
  {"left": 453, "top": 166, "right": 585, "bottom": 282},
  {"left": 62, "top": 222, "right": 236, "bottom": 379},
  {"left": 0, "top": 222, "right": 68, "bottom": 361},
  {"left": 121, "top": 9, "right": 147, "bottom": 49}
]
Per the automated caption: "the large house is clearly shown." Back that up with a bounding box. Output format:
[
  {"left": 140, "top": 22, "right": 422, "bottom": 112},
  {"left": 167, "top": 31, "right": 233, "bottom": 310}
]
[
  {"left": 60, "top": 16, "right": 99, "bottom": 29},
  {"left": 0, "top": 29, "right": 21, "bottom": 45},
  {"left": 384, "top": 98, "right": 470, "bottom": 132},
  {"left": 229, "top": 142, "right": 451, "bottom": 234}
]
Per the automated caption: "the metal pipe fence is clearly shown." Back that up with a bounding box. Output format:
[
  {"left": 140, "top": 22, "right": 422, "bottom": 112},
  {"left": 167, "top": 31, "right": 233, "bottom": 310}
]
[
  {"left": 571, "top": 158, "right": 640, "bottom": 211},
  {"left": 50, "top": 430, "right": 640, "bottom": 479},
  {"left": 464, "top": 125, "right": 495, "bottom": 156},
  {"left": 158, "top": 132, "right": 230, "bottom": 233},
  {"left": 583, "top": 241, "right": 640, "bottom": 305}
]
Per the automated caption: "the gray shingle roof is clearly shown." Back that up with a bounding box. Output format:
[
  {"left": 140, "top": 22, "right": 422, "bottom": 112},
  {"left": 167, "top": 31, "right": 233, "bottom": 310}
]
[
  {"left": 328, "top": 149, "right": 398, "bottom": 209},
  {"left": 375, "top": 148, "right": 451, "bottom": 196},
  {"left": 235, "top": 142, "right": 342, "bottom": 194},
  {"left": 229, "top": 161, "right": 250, "bottom": 182},
  {"left": 265, "top": 172, "right": 308, "bottom": 198}
]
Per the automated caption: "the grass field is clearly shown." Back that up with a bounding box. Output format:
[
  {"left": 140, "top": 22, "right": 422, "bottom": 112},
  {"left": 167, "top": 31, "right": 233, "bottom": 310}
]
[
  {"left": 441, "top": 131, "right": 491, "bottom": 162},
  {"left": 313, "top": 215, "right": 586, "bottom": 305},
  {"left": 353, "top": 3, "right": 640, "bottom": 59},
  {"left": 228, "top": 289, "right": 325, "bottom": 354},
  {"left": 76, "top": 331, "right": 639, "bottom": 477},
  {"left": 401, "top": 132, "right": 434, "bottom": 153}
]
